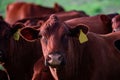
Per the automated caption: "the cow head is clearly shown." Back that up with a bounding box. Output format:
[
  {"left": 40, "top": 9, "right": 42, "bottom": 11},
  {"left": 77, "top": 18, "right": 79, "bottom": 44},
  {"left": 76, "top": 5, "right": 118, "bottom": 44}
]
[
  {"left": 112, "top": 15, "right": 120, "bottom": 32},
  {"left": 0, "top": 22, "right": 35, "bottom": 62},
  {"left": 19, "top": 14, "right": 89, "bottom": 68},
  {"left": 40, "top": 14, "right": 89, "bottom": 68}
]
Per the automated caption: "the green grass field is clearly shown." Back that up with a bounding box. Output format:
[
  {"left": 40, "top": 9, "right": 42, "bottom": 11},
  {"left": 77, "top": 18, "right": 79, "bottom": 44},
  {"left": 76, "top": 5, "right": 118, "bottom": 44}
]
[{"left": 0, "top": 0, "right": 120, "bottom": 17}]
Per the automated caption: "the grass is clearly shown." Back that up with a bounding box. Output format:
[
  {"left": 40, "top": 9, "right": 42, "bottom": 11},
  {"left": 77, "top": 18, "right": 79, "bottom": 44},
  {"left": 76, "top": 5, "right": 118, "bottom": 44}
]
[{"left": 0, "top": 0, "right": 120, "bottom": 18}]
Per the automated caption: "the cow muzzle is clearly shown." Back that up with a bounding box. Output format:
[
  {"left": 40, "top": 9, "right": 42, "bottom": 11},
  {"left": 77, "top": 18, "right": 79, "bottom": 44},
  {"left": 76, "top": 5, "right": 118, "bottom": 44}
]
[{"left": 45, "top": 52, "right": 65, "bottom": 67}]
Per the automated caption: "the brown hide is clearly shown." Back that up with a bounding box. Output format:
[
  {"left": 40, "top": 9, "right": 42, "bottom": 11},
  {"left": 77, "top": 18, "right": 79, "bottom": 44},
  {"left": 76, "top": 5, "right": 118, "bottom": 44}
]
[
  {"left": 65, "top": 14, "right": 112, "bottom": 34},
  {"left": 5, "top": 2, "right": 65, "bottom": 25},
  {"left": 19, "top": 14, "right": 120, "bottom": 80}
]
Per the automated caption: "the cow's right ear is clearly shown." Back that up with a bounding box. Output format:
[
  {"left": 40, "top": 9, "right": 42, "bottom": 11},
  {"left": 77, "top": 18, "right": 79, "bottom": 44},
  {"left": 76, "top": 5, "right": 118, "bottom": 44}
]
[
  {"left": 68, "top": 24, "right": 88, "bottom": 37},
  {"left": 19, "top": 27, "right": 41, "bottom": 42},
  {"left": 68, "top": 24, "right": 89, "bottom": 43}
]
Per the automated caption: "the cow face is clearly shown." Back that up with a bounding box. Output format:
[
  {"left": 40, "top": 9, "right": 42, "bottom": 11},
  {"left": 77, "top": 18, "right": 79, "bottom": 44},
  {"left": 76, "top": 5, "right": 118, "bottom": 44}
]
[
  {"left": 40, "top": 15, "right": 88, "bottom": 67},
  {"left": 19, "top": 14, "right": 88, "bottom": 68}
]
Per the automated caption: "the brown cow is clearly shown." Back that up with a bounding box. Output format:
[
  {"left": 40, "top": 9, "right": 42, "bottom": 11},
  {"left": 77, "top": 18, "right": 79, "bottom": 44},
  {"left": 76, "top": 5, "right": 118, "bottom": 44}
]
[
  {"left": 112, "top": 14, "right": 120, "bottom": 32},
  {"left": 65, "top": 14, "right": 112, "bottom": 34},
  {"left": 5, "top": 2, "right": 65, "bottom": 25},
  {"left": 0, "top": 21, "right": 40, "bottom": 80},
  {"left": 20, "top": 14, "right": 120, "bottom": 80},
  {"left": 0, "top": 20, "right": 53, "bottom": 80}
]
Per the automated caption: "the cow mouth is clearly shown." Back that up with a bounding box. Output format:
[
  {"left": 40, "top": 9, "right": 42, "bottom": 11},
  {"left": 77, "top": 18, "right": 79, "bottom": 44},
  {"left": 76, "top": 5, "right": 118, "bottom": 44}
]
[{"left": 48, "top": 63, "right": 60, "bottom": 68}]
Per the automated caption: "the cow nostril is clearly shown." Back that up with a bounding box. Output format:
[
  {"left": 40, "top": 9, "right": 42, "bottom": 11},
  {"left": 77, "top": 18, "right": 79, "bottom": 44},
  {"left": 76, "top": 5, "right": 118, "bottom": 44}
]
[{"left": 47, "top": 55, "right": 51, "bottom": 61}]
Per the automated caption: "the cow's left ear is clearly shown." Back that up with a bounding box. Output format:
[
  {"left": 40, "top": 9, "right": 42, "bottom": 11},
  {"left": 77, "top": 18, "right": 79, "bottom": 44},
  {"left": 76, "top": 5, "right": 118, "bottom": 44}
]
[
  {"left": 100, "top": 14, "right": 111, "bottom": 24},
  {"left": 54, "top": 3, "right": 64, "bottom": 12},
  {"left": 19, "top": 27, "right": 41, "bottom": 42},
  {"left": 68, "top": 24, "right": 89, "bottom": 43}
]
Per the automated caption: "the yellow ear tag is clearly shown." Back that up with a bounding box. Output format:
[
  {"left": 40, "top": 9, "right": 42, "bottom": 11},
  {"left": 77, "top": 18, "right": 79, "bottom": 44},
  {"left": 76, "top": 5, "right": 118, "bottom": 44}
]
[
  {"left": 13, "top": 29, "right": 20, "bottom": 41},
  {"left": 79, "top": 29, "right": 88, "bottom": 44}
]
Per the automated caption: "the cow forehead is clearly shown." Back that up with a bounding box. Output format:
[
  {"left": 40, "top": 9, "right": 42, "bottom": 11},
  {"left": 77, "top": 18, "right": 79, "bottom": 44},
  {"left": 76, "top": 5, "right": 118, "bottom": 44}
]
[{"left": 41, "top": 22, "right": 68, "bottom": 37}]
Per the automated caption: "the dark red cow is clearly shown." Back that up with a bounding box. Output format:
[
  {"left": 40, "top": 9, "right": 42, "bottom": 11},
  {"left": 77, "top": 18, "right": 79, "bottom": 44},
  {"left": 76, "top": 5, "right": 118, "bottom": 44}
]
[
  {"left": 5, "top": 2, "right": 65, "bottom": 25},
  {"left": 112, "top": 14, "right": 120, "bottom": 32},
  {"left": 0, "top": 20, "right": 53, "bottom": 80},
  {"left": 65, "top": 14, "right": 112, "bottom": 34},
  {"left": 20, "top": 14, "right": 120, "bottom": 80}
]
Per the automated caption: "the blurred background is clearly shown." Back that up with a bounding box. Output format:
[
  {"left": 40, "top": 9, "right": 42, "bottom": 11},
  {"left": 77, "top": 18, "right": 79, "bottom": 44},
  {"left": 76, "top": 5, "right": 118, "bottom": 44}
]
[{"left": 0, "top": 0, "right": 120, "bottom": 17}]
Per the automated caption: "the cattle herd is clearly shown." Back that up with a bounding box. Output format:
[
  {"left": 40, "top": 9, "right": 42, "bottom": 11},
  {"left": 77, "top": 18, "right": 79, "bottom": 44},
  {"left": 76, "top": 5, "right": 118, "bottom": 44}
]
[{"left": 0, "top": 1, "right": 120, "bottom": 80}]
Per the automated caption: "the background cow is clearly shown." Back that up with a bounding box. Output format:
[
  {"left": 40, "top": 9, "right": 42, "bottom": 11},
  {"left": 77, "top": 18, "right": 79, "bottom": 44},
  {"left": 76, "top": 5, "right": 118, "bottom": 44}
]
[
  {"left": 65, "top": 14, "right": 112, "bottom": 34},
  {"left": 20, "top": 14, "right": 120, "bottom": 80},
  {"left": 5, "top": 2, "right": 65, "bottom": 25},
  {"left": 0, "top": 20, "right": 53, "bottom": 80}
]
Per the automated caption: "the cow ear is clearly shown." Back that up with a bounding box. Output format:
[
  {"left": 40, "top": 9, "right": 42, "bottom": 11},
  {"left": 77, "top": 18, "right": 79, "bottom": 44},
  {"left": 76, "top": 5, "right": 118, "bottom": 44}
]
[
  {"left": 19, "top": 27, "right": 41, "bottom": 42},
  {"left": 68, "top": 24, "right": 88, "bottom": 36},
  {"left": 54, "top": 2, "right": 64, "bottom": 12},
  {"left": 68, "top": 24, "right": 88, "bottom": 43},
  {"left": 100, "top": 14, "right": 111, "bottom": 24}
]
